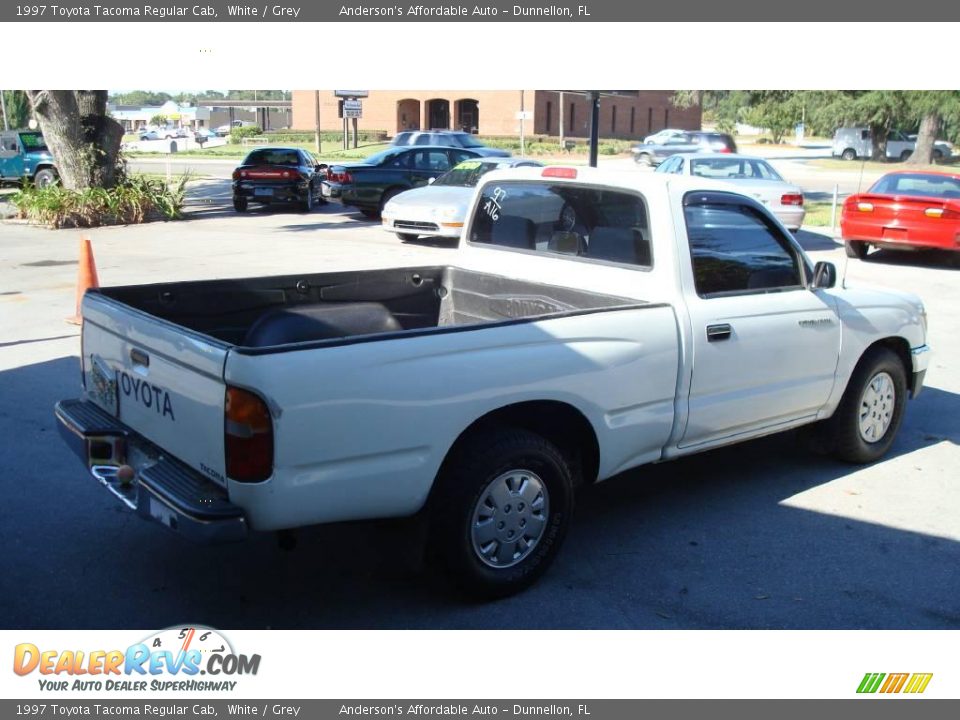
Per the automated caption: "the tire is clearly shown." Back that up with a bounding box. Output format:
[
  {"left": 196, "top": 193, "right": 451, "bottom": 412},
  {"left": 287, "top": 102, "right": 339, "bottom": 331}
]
[
  {"left": 844, "top": 240, "right": 869, "bottom": 259},
  {"left": 841, "top": 148, "right": 857, "bottom": 161},
  {"left": 933, "top": 150, "right": 944, "bottom": 163},
  {"left": 900, "top": 150, "right": 912, "bottom": 162},
  {"left": 301, "top": 184, "right": 314, "bottom": 212},
  {"left": 429, "top": 428, "right": 575, "bottom": 599},
  {"left": 635, "top": 153, "right": 653, "bottom": 166},
  {"left": 33, "top": 168, "right": 58, "bottom": 189},
  {"left": 380, "top": 187, "right": 404, "bottom": 213},
  {"left": 826, "top": 346, "right": 907, "bottom": 464},
  {"left": 359, "top": 208, "right": 380, "bottom": 219},
  {"left": 233, "top": 197, "right": 248, "bottom": 213},
  {"left": 396, "top": 233, "right": 419, "bottom": 242}
]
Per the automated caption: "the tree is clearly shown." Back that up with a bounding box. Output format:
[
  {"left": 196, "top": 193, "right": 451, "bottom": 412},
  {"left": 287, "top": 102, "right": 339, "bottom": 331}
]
[
  {"left": 26, "top": 91, "right": 124, "bottom": 190},
  {"left": 2, "top": 91, "right": 31, "bottom": 129},
  {"left": 741, "top": 91, "right": 801, "bottom": 144},
  {"left": 149, "top": 114, "right": 168, "bottom": 127},
  {"left": 904, "top": 90, "right": 960, "bottom": 165},
  {"left": 109, "top": 90, "right": 171, "bottom": 107}
]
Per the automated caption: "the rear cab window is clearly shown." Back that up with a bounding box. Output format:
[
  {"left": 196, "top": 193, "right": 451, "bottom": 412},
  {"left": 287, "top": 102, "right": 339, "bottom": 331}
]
[{"left": 469, "top": 181, "right": 652, "bottom": 267}]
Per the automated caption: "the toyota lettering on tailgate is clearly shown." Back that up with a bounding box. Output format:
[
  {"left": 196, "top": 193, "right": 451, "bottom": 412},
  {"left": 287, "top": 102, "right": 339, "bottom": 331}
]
[{"left": 119, "top": 371, "right": 176, "bottom": 421}]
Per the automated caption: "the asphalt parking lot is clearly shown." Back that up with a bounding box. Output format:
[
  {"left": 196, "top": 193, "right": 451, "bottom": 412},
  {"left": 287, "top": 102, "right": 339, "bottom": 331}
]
[{"left": 1, "top": 186, "right": 958, "bottom": 630}]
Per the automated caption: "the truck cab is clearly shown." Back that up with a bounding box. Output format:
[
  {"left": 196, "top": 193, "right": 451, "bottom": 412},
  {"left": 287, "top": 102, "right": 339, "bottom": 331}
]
[{"left": 0, "top": 130, "right": 58, "bottom": 187}]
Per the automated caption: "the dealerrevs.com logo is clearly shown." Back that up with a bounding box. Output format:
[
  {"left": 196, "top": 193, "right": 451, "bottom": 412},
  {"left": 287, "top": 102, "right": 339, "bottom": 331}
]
[
  {"left": 13, "top": 626, "right": 260, "bottom": 692},
  {"left": 857, "top": 673, "right": 933, "bottom": 694}
]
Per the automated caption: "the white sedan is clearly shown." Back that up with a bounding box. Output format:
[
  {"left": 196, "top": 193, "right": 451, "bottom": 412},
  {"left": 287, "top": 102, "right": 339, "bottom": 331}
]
[
  {"left": 381, "top": 157, "right": 542, "bottom": 241},
  {"left": 655, "top": 153, "right": 806, "bottom": 230}
]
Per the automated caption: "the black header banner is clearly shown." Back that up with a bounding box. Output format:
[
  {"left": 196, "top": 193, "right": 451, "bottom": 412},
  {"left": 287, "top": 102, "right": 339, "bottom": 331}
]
[{"left": 5, "top": 0, "right": 957, "bottom": 21}]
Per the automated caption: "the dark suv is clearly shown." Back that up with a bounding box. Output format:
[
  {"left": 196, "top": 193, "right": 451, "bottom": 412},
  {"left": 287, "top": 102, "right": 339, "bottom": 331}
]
[
  {"left": 632, "top": 131, "right": 737, "bottom": 166},
  {"left": 390, "top": 130, "right": 509, "bottom": 157}
]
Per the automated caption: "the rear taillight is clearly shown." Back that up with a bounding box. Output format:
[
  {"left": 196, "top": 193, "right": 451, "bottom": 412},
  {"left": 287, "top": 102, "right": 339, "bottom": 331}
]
[
  {"left": 225, "top": 386, "right": 273, "bottom": 483},
  {"left": 718, "top": 147, "right": 732, "bottom": 154},
  {"left": 781, "top": 193, "right": 804, "bottom": 206},
  {"left": 232, "top": 170, "right": 241, "bottom": 181},
  {"left": 857, "top": 202, "right": 874, "bottom": 213},
  {"left": 325, "top": 169, "right": 353, "bottom": 184}
]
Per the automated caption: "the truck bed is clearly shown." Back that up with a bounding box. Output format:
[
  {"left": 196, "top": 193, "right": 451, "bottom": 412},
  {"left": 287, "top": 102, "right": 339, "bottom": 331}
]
[{"left": 94, "top": 266, "right": 642, "bottom": 350}]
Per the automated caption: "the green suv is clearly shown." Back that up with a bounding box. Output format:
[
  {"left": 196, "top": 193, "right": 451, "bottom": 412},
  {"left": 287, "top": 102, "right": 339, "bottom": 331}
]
[{"left": 0, "top": 130, "right": 58, "bottom": 187}]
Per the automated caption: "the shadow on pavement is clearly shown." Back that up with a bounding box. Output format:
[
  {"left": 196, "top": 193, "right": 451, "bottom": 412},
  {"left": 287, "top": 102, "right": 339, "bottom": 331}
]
[
  {"left": 792, "top": 228, "right": 839, "bottom": 252},
  {"left": 1, "top": 356, "right": 957, "bottom": 630},
  {"left": 859, "top": 248, "right": 960, "bottom": 271}
]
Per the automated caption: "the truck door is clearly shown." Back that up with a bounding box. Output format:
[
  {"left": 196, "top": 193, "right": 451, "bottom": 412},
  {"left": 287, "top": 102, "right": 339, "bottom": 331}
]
[
  {"left": 0, "top": 133, "right": 24, "bottom": 180},
  {"left": 677, "top": 191, "right": 841, "bottom": 448}
]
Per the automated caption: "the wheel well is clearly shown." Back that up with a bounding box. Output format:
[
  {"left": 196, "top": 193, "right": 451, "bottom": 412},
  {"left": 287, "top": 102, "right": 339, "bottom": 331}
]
[
  {"left": 441, "top": 401, "right": 600, "bottom": 487},
  {"left": 867, "top": 336, "right": 913, "bottom": 393},
  {"left": 380, "top": 186, "right": 406, "bottom": 209}
]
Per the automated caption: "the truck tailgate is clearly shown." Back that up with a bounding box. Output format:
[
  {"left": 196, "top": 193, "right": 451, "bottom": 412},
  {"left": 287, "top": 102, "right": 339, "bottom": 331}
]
[{"left": 80, "top": 292, "right": 230, "bottom": 487}]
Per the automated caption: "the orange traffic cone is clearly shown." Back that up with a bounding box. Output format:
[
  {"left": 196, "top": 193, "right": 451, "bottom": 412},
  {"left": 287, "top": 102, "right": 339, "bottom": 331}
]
[{"left": 67, "top": 237, "right": 100, "bottom": 325}]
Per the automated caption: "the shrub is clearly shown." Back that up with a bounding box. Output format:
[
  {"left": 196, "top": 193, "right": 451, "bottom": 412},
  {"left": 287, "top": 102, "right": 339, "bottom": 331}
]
[
  {"left": 10, "top": 174, "right": 190, "bottom": 228},
  {"left": 230, "top": 126, "right": 263, "bottom": 144}
]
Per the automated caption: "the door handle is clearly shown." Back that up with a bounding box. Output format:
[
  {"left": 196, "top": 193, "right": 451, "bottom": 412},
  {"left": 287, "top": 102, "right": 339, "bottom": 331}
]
[{"left": 706, "top": 323, "right": 732, "bottom": 342}]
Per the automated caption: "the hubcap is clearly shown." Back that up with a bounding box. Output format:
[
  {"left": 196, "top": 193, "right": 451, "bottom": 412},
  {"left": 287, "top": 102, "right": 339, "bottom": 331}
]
[
  {"left": 470, "top": 469, "right": 549, "bottom": 568},
  {"left": 858, "top": 371, "right": 895, "bottom": 443}
]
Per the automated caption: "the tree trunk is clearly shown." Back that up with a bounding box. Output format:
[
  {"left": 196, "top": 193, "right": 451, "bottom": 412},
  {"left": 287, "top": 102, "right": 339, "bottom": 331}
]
[
  {"left": 869, "top": 123, "right": 888, "bottom": 161},
  {"left": 907, "top": 112, "right": 941, "bottom": 165},
  {"left": 26, "top": 90, "right": 124, "bottom": 190}
]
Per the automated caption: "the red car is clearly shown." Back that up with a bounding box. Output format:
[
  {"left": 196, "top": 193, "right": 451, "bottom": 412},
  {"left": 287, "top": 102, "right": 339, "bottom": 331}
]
[{"left": 841, "top": 170, "right": 960, "bottom": 259}]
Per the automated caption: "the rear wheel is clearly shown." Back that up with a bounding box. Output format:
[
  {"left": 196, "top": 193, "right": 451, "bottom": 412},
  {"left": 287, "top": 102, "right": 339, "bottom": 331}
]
[
  {"left": 900, "top": 150, "right": 912, "bottom": 162},
  {"left": 845, "top": 240, "right": 869, "bottom": 259},
  {"left": 359, "top": 208, "right": 379, "bottom": 219},
  {"left": 635, "top": 152, "right": 653, "bottom": 166},
  {"left": 933, "top": 149, "right": 944, "bottom": 163},
  {"left": 233, "top": 197, "right": 248, "bottom": 213},
  {"left": 429, "top": 428, "right": 575, "bottom": 598},
  {"left": 396, "top": 233, "right": 419, "bottom": 242},
  {"left": 841, "top": 148, "right": 857, "bottom": 161},
  {"left": 301, "top": 184, "right": 314, "bottom": 212},
  {"left": 825, "top": 347, "right": 907, "bottom": 464}
]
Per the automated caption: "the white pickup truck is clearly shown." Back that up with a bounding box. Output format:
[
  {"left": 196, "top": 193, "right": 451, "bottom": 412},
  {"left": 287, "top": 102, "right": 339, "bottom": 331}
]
[{"left": 56, "top": 166, "right": 930, "bottom": 597}]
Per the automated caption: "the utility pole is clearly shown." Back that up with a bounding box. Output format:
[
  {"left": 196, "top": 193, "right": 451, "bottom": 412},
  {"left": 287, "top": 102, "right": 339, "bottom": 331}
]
[
  {"left": 1, "top": 91, "right": 9, "bottom": 131},
  {"left": 587, "top": 91, "right": 600, "bottom": 168},
  {"left": 558, "top": 91, "right": 564, "bottom": 150},
  {"left": 520, "top": 90, "right": 525, "bottom": 157},
  {"left": 314, "top": 90, "right": 321, "bottom": 153}
]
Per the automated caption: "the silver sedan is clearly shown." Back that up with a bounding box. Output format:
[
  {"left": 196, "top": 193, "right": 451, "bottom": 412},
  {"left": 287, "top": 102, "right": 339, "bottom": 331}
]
[
  {"left": 381, "top": 156, "right": 542, "bottom": 241},
  {"left": 656, "top": 153, "right": 806, "bottom": 230}
]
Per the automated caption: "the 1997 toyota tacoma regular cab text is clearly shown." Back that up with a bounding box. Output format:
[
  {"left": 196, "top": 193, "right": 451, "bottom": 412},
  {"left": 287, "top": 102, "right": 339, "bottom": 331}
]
[{"left": 55, "top": 167, "right": 930, "bottom": 597}]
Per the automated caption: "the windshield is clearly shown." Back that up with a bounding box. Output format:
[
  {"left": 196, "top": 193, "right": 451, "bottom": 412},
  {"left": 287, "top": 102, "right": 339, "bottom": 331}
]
[
  {"left": 19, "top": 132, "right": 48, "bottom": 152},
  {"left": 243, "top": 149, "right": 300, "bottom": 166},
  {"left": 869, "top": 173, "right": 960, "bottom": 199},
  {"left": 433, "top": 160, "right": 500, "bottom": 187},
  {"left": 690, "top": 157, "right": 783, "bottom": 181}
]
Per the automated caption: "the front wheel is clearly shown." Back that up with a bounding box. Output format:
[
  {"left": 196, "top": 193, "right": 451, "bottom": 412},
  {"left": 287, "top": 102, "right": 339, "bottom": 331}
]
[
  {"left": 635, "top": 153, "right": 653, "bottom": 166},
  {"left": 33, "top": 168, "right": 58, "bottom": 189},
  {"left": 233, "top": 197, "right": 248, "bottom": 213},
  {"left": 845, "top": 240, "right": 869, "bottom": 259},
  {"left": 429, "top": 428, "right": 575, "bottom": 598},
  {"left": 826, "top": 347, "right": 907, "bottom": 464},
  {"left": 900, "top": 150, "right": 912, "bottom": 162},
  {"left": 933, "top": 149, "right": 944, "bottom": 163}
]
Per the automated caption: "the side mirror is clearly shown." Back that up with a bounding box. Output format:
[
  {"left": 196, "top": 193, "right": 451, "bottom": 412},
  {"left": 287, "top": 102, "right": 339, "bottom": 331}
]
[
  {"left": 812, "top": 261, "right": 837, "bottom": 289},
  {"left": 427, "top": 177, "right": 435, "bottom": 185}
]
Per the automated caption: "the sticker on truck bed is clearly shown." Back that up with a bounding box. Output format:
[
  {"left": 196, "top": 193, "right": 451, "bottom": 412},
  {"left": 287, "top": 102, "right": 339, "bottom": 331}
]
[{"left": 89, "top": 356, "right": 118, "bottom": 416}]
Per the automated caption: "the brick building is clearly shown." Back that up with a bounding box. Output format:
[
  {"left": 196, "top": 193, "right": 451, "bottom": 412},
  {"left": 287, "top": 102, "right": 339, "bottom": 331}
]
[{"left": 290, "top": 90, "right": 701, "bottom": 139}]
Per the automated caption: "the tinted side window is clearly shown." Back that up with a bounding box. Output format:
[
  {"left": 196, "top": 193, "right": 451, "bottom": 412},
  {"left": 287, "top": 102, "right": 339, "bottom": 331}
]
[
  {"left": 470, "top": 182, "right": 651, "bottom": 267},
  {"left": 684, "top": 200, "right": 802, "bottom": 296},
  {"left": 412, "top": 150, "right": 451, "bottom": 172}
]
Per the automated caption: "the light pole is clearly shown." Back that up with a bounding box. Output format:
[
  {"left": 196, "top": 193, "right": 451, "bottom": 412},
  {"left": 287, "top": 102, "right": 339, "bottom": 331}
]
[{"left": 0, "top": 91, "right": 8, "bottom": 131}]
